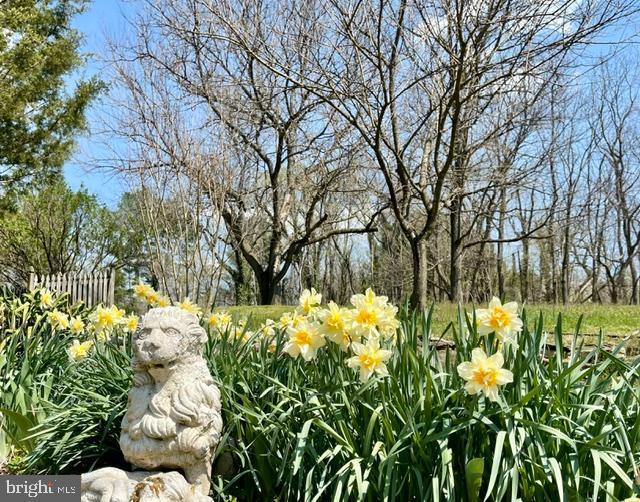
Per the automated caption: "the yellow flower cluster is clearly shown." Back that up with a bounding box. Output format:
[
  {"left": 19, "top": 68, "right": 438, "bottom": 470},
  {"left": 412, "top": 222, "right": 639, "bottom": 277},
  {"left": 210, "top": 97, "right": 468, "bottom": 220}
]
[
  {"left": 31, "top": 286, "right": 141, "bottom": 361},
  {"left": 63, "top": 305, "right": 139, "bottom": 359},
  {"left": 348, "top": 289, "right": 399, "bottom": 340},
  {"left": 133, "top": 282, "right": 170, "bottom": 307},
  {"left": 178, "top": 297, "right": 201, "bottom": 316},
  {"left": 280, "top": 288, "right": 397, "bottom": 382},
  {"left": 203, "top": 288, "right": 397, "bottom": 382},
  {"left": 39, "top": 289, "right": 55, "bottom": 309},
  {"left": 134, "top": 282, "right": 207, "bottom": 319},
  {"left": 47, "top": 310, "right": 70, "bottom": 330},
  {"left": 457, "top": 297, "right": 520, "bottom": 402},
  {"left": 68, "top": 340, "right": 93, "bottom": 361},
  {"left": 278, "top": 311, "right": 306, "bottom": 330},
  {"left": 90, "top": 305, "right": 126, "bottom": 335},
  {"left": 207, "top": 311, "right": 232, "bottom": 331},
  {"left": 298, "top": 288, "right": 322, "bottom": 315}
]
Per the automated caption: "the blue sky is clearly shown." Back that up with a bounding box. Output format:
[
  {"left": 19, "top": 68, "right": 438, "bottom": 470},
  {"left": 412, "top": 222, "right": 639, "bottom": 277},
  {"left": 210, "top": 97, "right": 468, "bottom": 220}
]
[
  {"left": 63, "top": 0, "right": 135, "bottom": 207},
  {"left": 64, "top": 1, "right": 639, "bottom": 208}
]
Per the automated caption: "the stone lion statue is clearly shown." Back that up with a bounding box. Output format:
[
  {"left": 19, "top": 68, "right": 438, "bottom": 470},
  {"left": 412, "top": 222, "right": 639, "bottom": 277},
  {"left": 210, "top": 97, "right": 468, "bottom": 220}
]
[{"left": 81, "top": 307, "right": 223, "bottom": 502}]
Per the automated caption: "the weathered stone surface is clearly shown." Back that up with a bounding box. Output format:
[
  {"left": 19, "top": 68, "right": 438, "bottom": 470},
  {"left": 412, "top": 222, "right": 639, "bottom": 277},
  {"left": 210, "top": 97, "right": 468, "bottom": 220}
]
[
  {"left": 81, "top": 468, "right": 211, "bottom": 502},
  {"left": 81, "top": 307, "right": 223, "bottom": 502}
]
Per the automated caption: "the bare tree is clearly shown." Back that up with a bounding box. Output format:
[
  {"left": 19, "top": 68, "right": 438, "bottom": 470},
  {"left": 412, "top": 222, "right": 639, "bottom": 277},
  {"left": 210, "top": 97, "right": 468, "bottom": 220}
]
[
  {"left": 589, "top": 61, "right": 640, "bottom": 303},
  {"left": 108, "top": 0, "right": 378, "bottom": 304},
  {"left": 90, "top": 0, "right": 640, "bottom": 307},
  {"left": 216, "top": 0, "right": 633, "bottom": 307}
]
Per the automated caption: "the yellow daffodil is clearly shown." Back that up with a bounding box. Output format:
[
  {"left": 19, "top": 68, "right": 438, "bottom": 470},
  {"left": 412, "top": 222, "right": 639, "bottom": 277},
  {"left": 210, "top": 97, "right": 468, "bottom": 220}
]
[
  {"left": 317, "top": 302, "right": 353, "bottom": 350},
  {"left": 350, "top": 288, "right": 387, "bottom": 309},
  {"left": 141, "top": 289, "right": 169, "bottom": 307},
  {"left": 145, "top": 290, "right": 160, "bottom": 304},
  {"left": 457, "top": 348, "right": 513, "bottom": 402},
  {"left": 156, "top": 296, "right": 170, "bottom": 307},
  {"left": 475, "top": 297, "right": 523, "bottom": 345},
  {"left": 178, "top": 297, "right": 201, "bottom": 316},
  {"left": 257, "top": 319, "right": 277, "bottom": 352},
  {"left": 68, "top": 340, "right": 93, "bottom": 361},
  {"left": 279, "top": 311, "right": 306, "bottom": 330},
  {"left": 69, "top": 316, "right": 85, "bottom": 334},
  {"left": 348, "top": 288, "right": 399, "bottom": 340},
  {"left": 349, "top": 302, "right": 381, "bottom": 338},
  {"left": 111, "top": 306, "right": 126, "bottom": 322},
  {"left": 260, "top": 318, "right": 276, "bottom": 338},
  {"left": 377, "top": 304, "right": 400, "bottom": 338},
  {"left": 133, "top": 282, "right": 172, "bottom": 307},
  {"left": 39, "top": 289, "right": 55, "bottom": 309},
  {"left": 260, "top": 319, "right": 276, "bottom": 337},
  {"left": 346, "top": 338, "right": 393, "bottom": 382},
  {"left": 47, "top": 310, "right": 69, "bottom": 330},
  {"left": 236, "top": 328, "right": 252, "bottom": 344},
  {"left": 207, "top": 311, "right": 232, "bottom": 331},
  {"left": 124, "top": 314, "right": 139, "bottom": 333},
  {"left": 298, "top": 288, "right": 322, "bottom": 315},
  {"left": 95, "top": 330, "right": 110, "bottom": 342},
  {"left": 284, "top": 321, "right": 325, "bottom": 361},
  {"left": 624, "top": 498, "right": 640, "bottom": 502},
  {"left": 133, "top": 282, "right": 154, "bottom": 300},
  {"left": 91, "top": 305, "right": 125, "bottom": 333}
]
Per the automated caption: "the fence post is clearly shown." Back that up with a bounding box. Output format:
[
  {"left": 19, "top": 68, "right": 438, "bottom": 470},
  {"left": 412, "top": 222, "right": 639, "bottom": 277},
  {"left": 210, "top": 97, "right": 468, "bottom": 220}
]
[
  {"left": 79, "top": 272, "right": 86, "bottom": 306},
  {"left": 69, "top": 273, "right": 76, "bottom": 303},
  {"left": 108, "top": 268, "right": 115, "bottom": 306},
  {"left": 100, "top": 270, "right": 109, "bottom": 306}
]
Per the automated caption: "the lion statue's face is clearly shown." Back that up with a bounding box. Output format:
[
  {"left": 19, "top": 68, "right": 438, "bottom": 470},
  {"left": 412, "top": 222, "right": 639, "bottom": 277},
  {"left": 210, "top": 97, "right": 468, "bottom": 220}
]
[{"left": 133, "top": 307, "right": 206, "bottom": 370}]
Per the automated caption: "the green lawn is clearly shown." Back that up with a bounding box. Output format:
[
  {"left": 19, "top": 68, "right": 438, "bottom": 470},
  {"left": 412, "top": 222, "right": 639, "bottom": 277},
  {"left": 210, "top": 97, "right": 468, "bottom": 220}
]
[{"left": 220, "top": 303, "right": 640, "bottom": 339}]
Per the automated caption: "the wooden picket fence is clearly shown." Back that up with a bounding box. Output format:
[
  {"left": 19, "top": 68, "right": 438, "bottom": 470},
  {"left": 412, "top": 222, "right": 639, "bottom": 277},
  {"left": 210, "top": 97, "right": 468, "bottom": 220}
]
[{"left": 28, "top": 269, "right": 116, "bottom": 307}]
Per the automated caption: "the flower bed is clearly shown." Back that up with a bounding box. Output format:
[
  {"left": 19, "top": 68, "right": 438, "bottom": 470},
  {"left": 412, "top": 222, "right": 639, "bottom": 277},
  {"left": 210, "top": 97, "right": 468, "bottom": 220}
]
[{"left": 0, "top": 287, "right": 639, "bottom": 500}]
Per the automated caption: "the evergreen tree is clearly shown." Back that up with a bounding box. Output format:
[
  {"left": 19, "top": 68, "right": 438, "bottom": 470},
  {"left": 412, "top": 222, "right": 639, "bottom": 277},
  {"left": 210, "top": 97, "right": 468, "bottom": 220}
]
[{"left": 0, "top": 0, "right": 101, "bottom": 193}]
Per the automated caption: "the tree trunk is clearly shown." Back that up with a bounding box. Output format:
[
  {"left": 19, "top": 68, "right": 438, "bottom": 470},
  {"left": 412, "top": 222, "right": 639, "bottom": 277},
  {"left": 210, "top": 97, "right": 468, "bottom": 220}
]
[
  {"left": 629, "top": 261, "right": 638, "bottom": 304},
  {"left": 409, "top": 239, "right": 428, "bottom": 310},
  {"left": 233, "top": 251, "right": 253, "bottom": 305},
  {"left": 470, "top": 214, "right": 492, "bottom": 300},
  {"left": 520, "top": 240, "right": 530, "bottom": 302},
  {"left": 591, "top": 254, "right": 600, "bottom": 303},
  {"left": 497, "top": 186, "right": 507, "bottom": 299},
  {"left": 550, "top": 241, "right": 558, "bottom": 303},
  {"left": 448, "top": 198, "right": 462, "bottom": 302},
  {"left": 560, "top": 220, "right": 571, "bottom": 305},
  {"left": 610, "top": 277, "right": 618, "bottom": 304},
  {"left": 256, "top": 270, "right": 277, "bottom": 305}
]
